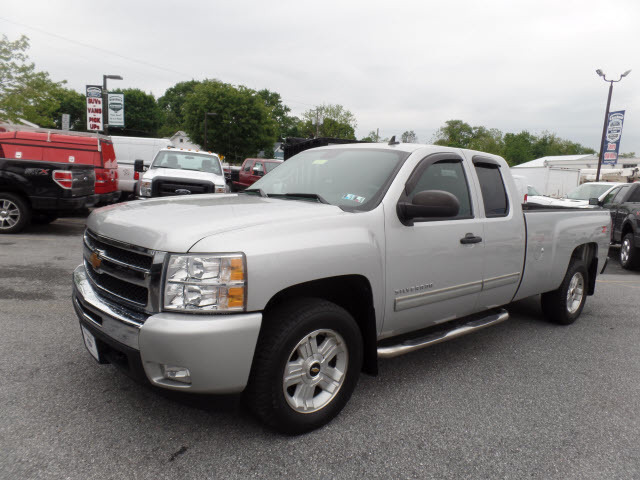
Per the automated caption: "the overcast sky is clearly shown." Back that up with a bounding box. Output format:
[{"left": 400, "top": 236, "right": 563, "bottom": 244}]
[{"left": 2, "top": 0, "right": 640, "bottom": 154}]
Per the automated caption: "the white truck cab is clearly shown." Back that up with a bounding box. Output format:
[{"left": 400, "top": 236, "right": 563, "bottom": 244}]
[{"left": 137, "top": 148, "right": 227, "bottom": 198}]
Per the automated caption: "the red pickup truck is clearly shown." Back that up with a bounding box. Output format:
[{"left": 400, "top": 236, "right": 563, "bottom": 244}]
[
  {"left": 232, "top": 158, "right": 283, "bottom": 191},
  {"left": 0, "top": 130, "right": 119, "bottom": 205}
]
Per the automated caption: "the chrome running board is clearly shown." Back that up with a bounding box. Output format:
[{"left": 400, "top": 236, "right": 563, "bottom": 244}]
[{"left": 377, "top": 309, "right": 509, "bottom": 359}]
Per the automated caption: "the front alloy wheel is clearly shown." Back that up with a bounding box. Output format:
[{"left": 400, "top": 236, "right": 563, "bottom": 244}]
[
  {"left": 246, "top": 298, "right": 363, "bottom": 434},
  {"left": 283, "top": 329, "right": 348, "bottom": 414}
]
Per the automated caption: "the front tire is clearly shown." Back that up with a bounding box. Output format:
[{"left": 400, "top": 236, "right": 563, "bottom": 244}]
[
  {"left": 0, "top": 193, "right": 31, "bottom": 234},
  {"left": 620, "top": 233, "right": 639, "bottom": 270},
  {"left": 541, "top": 260, "right": 587, "bottom": 325},
  {"left": 245, "top": 298, "right": 363, "bottom": 434}
]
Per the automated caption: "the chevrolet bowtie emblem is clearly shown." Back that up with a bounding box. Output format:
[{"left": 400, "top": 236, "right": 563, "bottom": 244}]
[{"left": 89, "top": 251, "right": 102, "bottom": 270}]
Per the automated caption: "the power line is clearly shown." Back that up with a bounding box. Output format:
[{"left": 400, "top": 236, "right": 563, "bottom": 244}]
[
  {"left": 0, "top": 16, "right": 185, "bottom": 77},
  {"left": 1, "top": 16, "right": 323, "bottom": 109}
]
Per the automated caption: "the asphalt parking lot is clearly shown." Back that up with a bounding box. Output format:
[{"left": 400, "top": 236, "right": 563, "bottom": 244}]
[{"left": 1, "top": 218, "right": 639, "bottom": 480}]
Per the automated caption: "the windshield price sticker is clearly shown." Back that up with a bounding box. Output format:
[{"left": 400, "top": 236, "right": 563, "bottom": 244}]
[{"left": 342, "top": 194, "right": 366, "bottom": 203}]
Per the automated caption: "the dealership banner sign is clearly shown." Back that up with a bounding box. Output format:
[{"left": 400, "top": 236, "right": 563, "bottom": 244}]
[
  {"left": 602, "top": 110, "right": 625, "bottom": 165},
  {"left": 107, "top": 93, "right": 125, "bottom": 127},
  {"left": 86, "top": 85, "right": 103, "bottom": 131}
]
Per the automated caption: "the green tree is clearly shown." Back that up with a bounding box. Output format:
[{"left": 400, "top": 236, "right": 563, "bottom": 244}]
[
  {"left": 182, "top": 80, "right": 277, "bottom": 163},
  {"left": 256, "top": 89, "right": 299, "bottom": 140},
  {"left": 299, "top": 104, "right": 357, "bottom": 139},
  {"left": 503, "top": 131, "right": 536, "bottom": 166},
  {"left": 0, "top": 34, "right": 65, "bottom": 127},
  {"left": 620, "top": 152, "right": 636, "bottom": 158},
  {"left": 110, "top": 88, "right": 163, "bottom": 137},
  {"left": 157, "top": 80, "right": 200, "bottom": 136},
  {"left": 50, "top": 86, "right": 86, "bottom": 131},
  {"left": 467, "top": 127, "right": 504, "bottom": 155},
  {"left": 433, "top": 120, "right": 474, "bottom": 148},
  {"left": 401, "top": 130, "right": 418, "bottom": 143}
]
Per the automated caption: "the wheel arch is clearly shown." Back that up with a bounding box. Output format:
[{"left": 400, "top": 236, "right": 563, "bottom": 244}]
[
  {"left": 570, "top": 242, "right": 598, "bottom": 295},
  {"left": 261, "top": 275, "right": 378, "bottom": 375}
]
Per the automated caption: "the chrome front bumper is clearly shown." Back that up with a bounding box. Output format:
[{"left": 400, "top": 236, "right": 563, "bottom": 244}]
[{"left": 73, "top": 265, "right": 262, "bottom": 393}]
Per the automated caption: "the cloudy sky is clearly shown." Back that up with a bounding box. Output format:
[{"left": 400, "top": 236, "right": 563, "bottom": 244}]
[{"left": 2, "top": 0, "right": 640, "bottom": 153}]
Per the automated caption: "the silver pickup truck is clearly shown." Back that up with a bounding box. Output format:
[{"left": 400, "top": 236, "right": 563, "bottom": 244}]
[{"left": 72, "top": 143, "right": 611, "bottom": 433}]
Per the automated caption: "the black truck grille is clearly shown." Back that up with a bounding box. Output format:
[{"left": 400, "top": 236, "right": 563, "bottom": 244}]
[
  {"left": 85, "top": 231, "right": 153, "bottom": 270},
  {"left": 153, "top": 179, "right": 213, "bottom": 196},
  {"left": 83, "top": 230, "right": 157, "bottom": 310},
  {"left": 85, "top": 262, "right": 149, "bottom": 306}
]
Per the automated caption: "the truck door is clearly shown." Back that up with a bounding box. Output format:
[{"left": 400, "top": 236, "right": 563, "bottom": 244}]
[
  {"left": 470, "top": 156, "right": 526, "bottom": 311},
  {"left": 383, "top": 152, "right": 484, "bottom": 337},
  {"left": 601, "top": 186, "right": 622, "bottom": 241},
  {"left": 609, "top": 185, "right": 632, "bottom": 242},
  {"left": 240, "top": 160, "right": 254, "bottom": 188}
]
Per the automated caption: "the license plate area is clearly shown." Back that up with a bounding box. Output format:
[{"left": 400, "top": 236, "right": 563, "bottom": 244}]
[{"left": 81, "top": 325, "right": 101, "bottom": 362}]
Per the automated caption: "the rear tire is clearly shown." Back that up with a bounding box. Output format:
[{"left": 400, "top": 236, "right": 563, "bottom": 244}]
[
  {"left": 620, "top": 233, "right": 639, "bottom": 270},
  {"left": 245, "top": 298, "right": 363, "bottom": 434},
  {"left": 0, "top": 193, "right": 31, "bottom": 234},
  {"left": 541, "top": 260, "right": 587, "bottom": 325}
]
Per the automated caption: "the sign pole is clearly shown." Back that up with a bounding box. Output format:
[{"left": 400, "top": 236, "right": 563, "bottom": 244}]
[{"left": 595, "top": 81, "right": 614, "bottom": 182}]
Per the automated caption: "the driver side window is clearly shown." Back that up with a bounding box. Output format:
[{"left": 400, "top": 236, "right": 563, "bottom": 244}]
[{"left": 407, "top": 160, "right": 472, "bottom": 219}]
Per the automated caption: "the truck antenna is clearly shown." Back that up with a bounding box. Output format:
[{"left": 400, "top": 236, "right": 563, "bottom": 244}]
[{"left": 388, "top": 135, "right": 399, "bottom": 145}]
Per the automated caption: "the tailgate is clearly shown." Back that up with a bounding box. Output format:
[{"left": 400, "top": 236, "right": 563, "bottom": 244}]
[{"left": 67, "top": 165, "right": 96, "bottom": 197}]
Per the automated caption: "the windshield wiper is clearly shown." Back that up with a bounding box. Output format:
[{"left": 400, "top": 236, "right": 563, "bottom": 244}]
[
  {"left": 280, "top": 192, "right": 330, "bottom": 204},
  {"left": 242, "top": 188, "right": 269, "bottom": 198}
]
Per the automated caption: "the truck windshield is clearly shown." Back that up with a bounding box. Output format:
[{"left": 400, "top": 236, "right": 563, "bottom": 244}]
[
  {"left": 566, "top": 183, "right": 613, "bottom": 200},
  {"left": 151, "top": 151, "right": 222, "bottom": 175},
  {"left": 249, "top": 148, "right": 408, "bottom": 209}
]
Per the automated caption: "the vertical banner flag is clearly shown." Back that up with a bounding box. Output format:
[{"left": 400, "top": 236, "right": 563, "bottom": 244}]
[
  {"left": 107, "top": 93, "right": 125, "bottom": 127},
  {"left": 86, "top": 85, "right": 103, "bottom": 131},
  {"left": 602, "top": 110, "right": 625, "bottom": 165}
]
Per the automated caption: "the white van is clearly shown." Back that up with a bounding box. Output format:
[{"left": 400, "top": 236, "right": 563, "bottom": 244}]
[{"left": 111, "top": 136, "right": 173, "bottom": 199}]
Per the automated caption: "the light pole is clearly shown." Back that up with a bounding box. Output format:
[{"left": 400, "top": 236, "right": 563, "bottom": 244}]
[
  {"left": 204, "top": 112, "right": 218, "bottom": 151},
  {"left": 102, "top": 74, "right": 123, "bottom": 135},
  {"left": 595, "top": 69, "right": 631, "bottom": 181}
]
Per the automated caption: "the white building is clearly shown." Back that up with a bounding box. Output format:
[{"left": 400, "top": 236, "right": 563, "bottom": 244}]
[
  {"left": 168, "top": 130, "right": 201, "bottom": 150},
  {"left": 513, "top": 154, "right": 640, "bottom": 185}
]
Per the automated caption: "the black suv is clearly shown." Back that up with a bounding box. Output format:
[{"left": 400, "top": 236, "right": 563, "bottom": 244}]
[{"left": 601, "top": 183, "right": 640, "bottom": 269}]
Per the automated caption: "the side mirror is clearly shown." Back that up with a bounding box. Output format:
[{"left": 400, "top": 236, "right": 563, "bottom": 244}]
[
  {"left": 253, "top": 169, "right": 264, "bottom": 176},
  {"left": 588, "top": 197, "right": 601, "bottom": 206},
  {"left": 134, "top": 159, "right": 145, "bottom": 172},
  {"left": 397, "top": 190, "right": 460, "bottom": 225}
]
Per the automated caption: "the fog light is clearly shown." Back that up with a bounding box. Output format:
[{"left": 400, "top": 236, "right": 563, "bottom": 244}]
[{"left": 162, "top": 365, "right": 192, "bottom": 384}]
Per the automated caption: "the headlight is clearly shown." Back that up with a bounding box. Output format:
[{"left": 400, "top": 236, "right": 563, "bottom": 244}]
[
  {"left": 215, "top": 185, "right": 225, "bottom": 193},
  {"left": 139, "top": 180, "right": 152, "bottom": 197},
  {"left": 163, "top": 254, "right": 246, "bottom": 312}
]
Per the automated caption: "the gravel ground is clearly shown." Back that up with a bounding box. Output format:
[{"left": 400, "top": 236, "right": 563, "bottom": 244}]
[{"left": 1, "top": 218, "right": 639, "bottom": 479}]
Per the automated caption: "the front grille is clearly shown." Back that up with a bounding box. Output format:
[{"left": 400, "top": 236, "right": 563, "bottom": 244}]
[
  {"left": 83, "top": 230, "right": 161, "bottom": 312},
  {"left": 85, "top": 261, "right": 148, "bottom": 306},
  {"left": 153, "top": 179, "right": 213, "bottom": 196},
  {"left": 85, "top": 230, "right": 153, "bottom": 270}
]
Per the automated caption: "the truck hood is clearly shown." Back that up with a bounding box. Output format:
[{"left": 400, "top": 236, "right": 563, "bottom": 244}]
[
  {"left": 87, "top": 194, "right": 345, "bottom": 252},
  {"left": 142, "top": 167, "right": 225, "bottom": 184}
]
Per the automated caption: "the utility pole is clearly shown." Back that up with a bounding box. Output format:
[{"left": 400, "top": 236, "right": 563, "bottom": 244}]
[{"left": 594, "top": 69, "right": 631, "bottom": 181}]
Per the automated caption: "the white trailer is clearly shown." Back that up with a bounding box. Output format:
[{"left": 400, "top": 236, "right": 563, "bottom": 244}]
[
  {"left": 111, "top": 136, "right": 173, "bottom": 200},
  {"left": 510, "top": 166, "right": 580, "bottom": 197}
]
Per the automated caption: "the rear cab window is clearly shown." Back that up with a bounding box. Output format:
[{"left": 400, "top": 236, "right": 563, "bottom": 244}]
[{"left": 473, "top": 157, "right": 509, "bottom": 217}]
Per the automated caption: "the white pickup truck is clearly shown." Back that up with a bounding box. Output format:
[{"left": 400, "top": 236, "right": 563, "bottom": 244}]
[
  {"left": 73, "top": 143, "right": 611, "bottom": 433},
  {"left": 136, "top": 148, "right": 227, "bottom": 198}
]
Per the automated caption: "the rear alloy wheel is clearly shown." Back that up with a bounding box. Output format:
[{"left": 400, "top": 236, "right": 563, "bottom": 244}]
[
  {"left": 620, "top": 233, "right": 639, "bottom": 270},
  {"left": 0, "top": 194, "right": 31, "bottom": 234},
  {"left": 541, "top": 260, "right": 588, "bottom": 325},
  {"left": 246, "top": 298, "right": 362, "bottom": 434}
]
